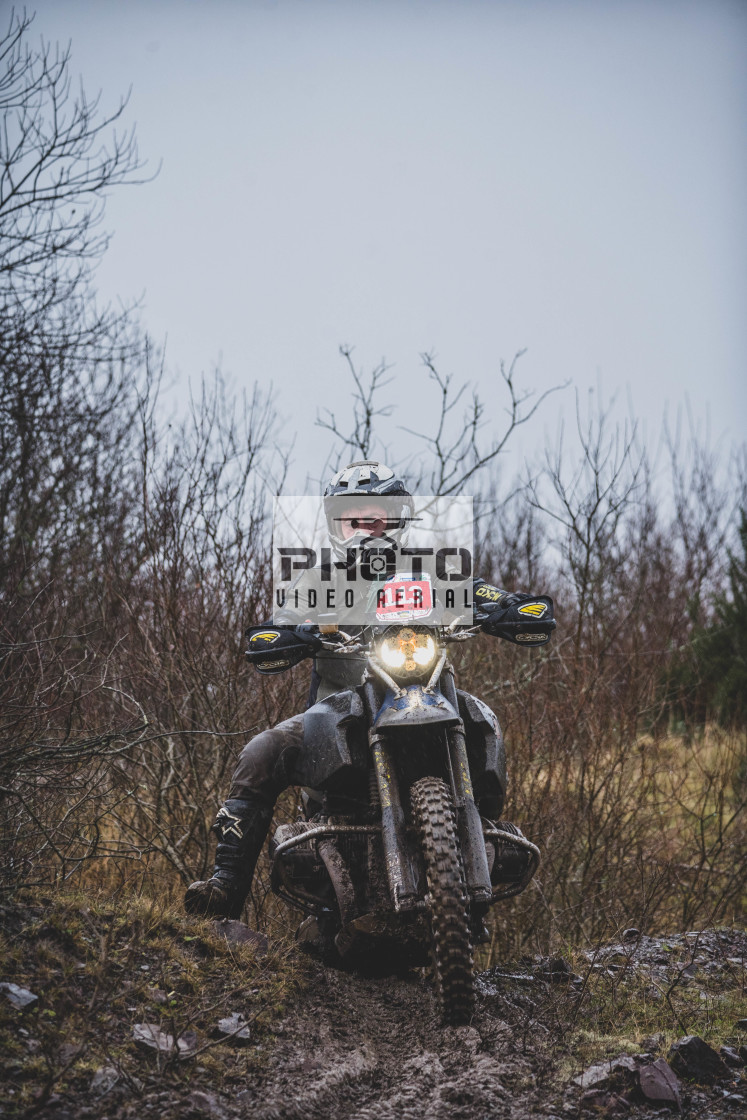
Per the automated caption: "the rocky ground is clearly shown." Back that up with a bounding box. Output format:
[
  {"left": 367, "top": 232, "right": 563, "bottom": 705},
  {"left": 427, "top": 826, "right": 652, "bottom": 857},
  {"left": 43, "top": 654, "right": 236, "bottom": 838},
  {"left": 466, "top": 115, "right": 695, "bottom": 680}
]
[{"left": 1, "top": 890, "right": 746, "bottom": 1119}]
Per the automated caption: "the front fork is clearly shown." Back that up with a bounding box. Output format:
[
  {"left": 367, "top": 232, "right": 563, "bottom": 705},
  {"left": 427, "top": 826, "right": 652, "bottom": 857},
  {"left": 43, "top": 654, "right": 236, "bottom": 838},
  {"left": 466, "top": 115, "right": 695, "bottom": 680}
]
[
  {"left": 440, "top": 666, "right": 492, "bottom": 903},
  {"left": 368, "top": 726, "right": 420, "bottom": 910},
  {"left": 363, "top": 673, "right": 492, "bottom": 912}
]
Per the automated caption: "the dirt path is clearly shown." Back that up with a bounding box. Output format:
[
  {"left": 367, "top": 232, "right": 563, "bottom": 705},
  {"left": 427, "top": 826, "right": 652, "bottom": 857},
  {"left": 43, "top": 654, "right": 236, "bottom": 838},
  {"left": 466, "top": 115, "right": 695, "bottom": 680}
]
[
  {"left": 227, "top": 933, "right": 747, "bottom": 1120},
  {"left": 240, "top": 967, "right": 548, "bottom": 1115},
  {"left": 237, "top": 962, "right": 558, "bottom": 1120}
]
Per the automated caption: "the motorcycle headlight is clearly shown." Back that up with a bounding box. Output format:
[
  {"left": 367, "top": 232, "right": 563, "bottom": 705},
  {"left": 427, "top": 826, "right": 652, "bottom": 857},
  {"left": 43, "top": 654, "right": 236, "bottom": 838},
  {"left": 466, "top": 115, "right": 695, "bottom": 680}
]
[{"left": 379, "top": 628, "right": 437, "bottom": 674}]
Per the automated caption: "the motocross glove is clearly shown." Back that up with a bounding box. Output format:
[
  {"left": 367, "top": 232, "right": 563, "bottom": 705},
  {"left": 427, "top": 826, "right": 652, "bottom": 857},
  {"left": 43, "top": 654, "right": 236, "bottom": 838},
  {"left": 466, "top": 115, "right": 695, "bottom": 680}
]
[
  {"left": 245, "top": 623, "right": 322, "bottom": 675},
  {"left": 474, "top": 582, "right": 556, "bottom": 647}
]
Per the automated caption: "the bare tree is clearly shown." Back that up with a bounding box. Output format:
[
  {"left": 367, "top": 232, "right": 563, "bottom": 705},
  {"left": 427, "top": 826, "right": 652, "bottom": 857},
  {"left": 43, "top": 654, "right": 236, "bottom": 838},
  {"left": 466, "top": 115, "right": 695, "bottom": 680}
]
[
  {"left": 0, "top": 9, "right": 152, "bottom": 594},
  {"left": 0, "top": 10, "right": 153, "bottom": 886},
  {"left": 412, "top": 350, "right": 565, "bottom": 497},
  {"left": 317, "top": 346, "right": 566, "bottom": 496},
  {"left": 0, "top": 9, "right": 148, "bottom": 309},
  {"left": 665, "top": 411, "right": 732, "bottom": 609},
  {"left": 527, "top": 390, "right": 648, "bottom": 671},
  {"left": 316, "top": 346, "right": 395, "bottom": 466}
]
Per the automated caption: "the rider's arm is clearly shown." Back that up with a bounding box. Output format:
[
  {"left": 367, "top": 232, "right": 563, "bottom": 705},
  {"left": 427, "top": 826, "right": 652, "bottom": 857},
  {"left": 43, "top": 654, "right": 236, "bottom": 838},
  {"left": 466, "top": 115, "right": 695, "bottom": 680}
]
[{"left": 472, "top": 577, "right": 556, "bottom": 647}]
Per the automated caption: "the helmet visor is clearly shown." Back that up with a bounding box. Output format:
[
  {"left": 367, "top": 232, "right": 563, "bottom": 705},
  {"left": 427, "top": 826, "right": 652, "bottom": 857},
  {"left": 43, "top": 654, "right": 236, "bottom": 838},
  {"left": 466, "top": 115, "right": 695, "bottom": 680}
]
[{"left": 327, "top": 497, "right": 406, "bottom": 541}]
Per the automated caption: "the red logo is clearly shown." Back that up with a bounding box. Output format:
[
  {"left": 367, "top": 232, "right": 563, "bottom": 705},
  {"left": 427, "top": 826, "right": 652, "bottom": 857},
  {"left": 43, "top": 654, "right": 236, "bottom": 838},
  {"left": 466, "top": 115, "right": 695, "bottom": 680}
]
[{"left": 376, "top": 576, "right": 434, "bottom": 621}]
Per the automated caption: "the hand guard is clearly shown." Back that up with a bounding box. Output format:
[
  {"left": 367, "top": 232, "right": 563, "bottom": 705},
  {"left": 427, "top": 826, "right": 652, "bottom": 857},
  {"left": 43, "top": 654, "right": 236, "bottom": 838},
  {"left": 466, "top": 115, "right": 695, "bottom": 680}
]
[
  {"left": 245, "top": 624, "right": 321, "bottom": 675},
  {"left": 476, "top": 590, "right": 556, "bottom": 646}
]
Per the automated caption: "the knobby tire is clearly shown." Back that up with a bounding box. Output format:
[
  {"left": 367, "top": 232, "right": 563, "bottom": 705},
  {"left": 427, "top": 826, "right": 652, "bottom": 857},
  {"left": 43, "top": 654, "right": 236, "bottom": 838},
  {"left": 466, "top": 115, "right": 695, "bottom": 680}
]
[{"left": 411, "top": 775, "right": 475, "bottom": 1025}]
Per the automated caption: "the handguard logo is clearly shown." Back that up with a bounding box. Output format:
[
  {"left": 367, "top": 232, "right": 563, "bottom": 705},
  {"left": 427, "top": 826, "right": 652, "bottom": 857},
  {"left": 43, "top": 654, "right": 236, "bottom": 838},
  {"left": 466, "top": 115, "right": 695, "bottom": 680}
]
[
  {"left": 253, "top": 631, "right": 280, "bottom": 643},
  {"left": 272, "top": 495, "right": 474, "bottom": 627},
  {"left": 518, "top": 602, "right": 547, "bottom": 618}
]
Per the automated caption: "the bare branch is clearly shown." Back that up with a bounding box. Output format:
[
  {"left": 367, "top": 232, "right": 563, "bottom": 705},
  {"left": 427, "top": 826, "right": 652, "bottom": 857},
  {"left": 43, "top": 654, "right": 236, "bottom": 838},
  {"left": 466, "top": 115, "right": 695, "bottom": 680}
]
[
  {"left": 401, "top": 350, "right": 568, "bottom": 496},
  {"left": 316, "top": 345, "right": 394, "bottom": 462}
]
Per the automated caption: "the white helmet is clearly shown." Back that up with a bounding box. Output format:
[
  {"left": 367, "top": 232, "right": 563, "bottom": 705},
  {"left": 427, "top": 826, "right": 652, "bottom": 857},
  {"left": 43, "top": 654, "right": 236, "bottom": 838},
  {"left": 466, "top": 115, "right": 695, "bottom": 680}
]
[{"left": 322, "top": 461, "right": 415, "bottom": 560}]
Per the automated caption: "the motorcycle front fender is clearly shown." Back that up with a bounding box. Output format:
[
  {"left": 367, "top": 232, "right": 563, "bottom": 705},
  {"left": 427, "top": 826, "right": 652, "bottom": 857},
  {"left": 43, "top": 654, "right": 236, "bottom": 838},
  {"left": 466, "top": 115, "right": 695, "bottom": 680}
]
[{"left": 373, "top": 685, "right": 461, "bottom": 733}]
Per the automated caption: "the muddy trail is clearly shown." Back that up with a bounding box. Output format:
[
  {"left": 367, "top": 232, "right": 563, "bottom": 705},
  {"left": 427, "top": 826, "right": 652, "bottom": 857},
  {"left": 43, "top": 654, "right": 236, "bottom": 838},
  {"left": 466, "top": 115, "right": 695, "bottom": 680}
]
[
  {"left": 2, "top": 890, "right": 746, "bottom": 1120},
  {"left": 222, "top": 938, "right": 747, "bottom": 1120},
  {"left": 238, "top": 960, "right": 548, "bottom": 1120}
]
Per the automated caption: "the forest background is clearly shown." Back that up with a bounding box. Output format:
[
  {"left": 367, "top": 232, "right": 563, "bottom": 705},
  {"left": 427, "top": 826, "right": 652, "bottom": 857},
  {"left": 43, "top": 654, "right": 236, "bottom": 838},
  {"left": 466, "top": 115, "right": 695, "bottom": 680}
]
[{"left": 1, "top": 9, "right": 746, "bottom": 963}]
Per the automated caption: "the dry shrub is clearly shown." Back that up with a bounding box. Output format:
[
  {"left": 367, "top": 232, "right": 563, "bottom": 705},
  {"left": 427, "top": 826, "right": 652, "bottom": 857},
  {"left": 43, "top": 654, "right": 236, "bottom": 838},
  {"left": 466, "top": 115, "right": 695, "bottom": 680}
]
[
  {"left": 1, "top": 370, "right": 293, "bottom": 897},
  {"left": 465, "top": 399, "right": 747, "bottom": 956},
  {"left": 3, "top": 366, "right": 746, "bottom": 956}
]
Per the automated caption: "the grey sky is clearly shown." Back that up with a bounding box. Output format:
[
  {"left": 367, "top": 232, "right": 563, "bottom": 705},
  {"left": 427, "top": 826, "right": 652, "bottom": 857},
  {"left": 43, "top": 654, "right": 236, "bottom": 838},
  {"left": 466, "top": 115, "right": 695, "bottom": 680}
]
[{"left": 26, "top": 0, "right": 747, "bottom": 487}]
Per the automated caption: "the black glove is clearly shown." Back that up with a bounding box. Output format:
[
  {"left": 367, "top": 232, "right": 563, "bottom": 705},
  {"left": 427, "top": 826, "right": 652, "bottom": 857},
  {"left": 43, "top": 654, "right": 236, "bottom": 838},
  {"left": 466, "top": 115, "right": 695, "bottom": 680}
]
[
  {"left": 245, "top": 623, "right": 321, "bottom": 675},
  {"left": 293, "top": 624, "right": 323, "bottom": 650},
  {"left": 475, "top": 588, "right": 556, "bottom": 646}
]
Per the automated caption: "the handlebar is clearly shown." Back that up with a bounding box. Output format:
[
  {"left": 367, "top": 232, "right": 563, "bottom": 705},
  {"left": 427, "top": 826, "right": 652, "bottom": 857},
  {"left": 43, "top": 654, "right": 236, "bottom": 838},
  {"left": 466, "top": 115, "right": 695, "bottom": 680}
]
[{"left": 316, "top": 624, "right": 482, "bottom": 655}]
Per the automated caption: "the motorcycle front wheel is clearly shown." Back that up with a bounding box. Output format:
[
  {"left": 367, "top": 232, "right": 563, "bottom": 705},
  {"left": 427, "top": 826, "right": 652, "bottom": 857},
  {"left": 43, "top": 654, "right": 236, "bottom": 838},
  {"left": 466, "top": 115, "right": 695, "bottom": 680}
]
[{"left": 411, "top": 775, "right": 475, "bottom": 1025}]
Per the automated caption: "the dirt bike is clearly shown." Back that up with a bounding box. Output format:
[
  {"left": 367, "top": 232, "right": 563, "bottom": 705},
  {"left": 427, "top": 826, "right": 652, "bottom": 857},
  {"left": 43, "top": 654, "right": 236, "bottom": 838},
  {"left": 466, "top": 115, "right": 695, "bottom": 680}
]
[{"left": 265, "top": 613, "right": 541, "bottom": 1025}]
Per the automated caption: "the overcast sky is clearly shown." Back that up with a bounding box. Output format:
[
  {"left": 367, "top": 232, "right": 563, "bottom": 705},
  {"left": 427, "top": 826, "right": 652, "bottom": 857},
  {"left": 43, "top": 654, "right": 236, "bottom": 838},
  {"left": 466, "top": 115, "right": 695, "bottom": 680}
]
[{"left": 27, "top": 0, "right": 747, "bottom": 489}]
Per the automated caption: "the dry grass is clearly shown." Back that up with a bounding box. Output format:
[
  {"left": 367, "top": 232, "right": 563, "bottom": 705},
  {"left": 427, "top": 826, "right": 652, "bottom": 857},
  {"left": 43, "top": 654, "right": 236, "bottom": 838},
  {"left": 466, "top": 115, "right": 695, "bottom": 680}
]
[
  {"left": 478, "top": 714, "right": 747, "bottom": 958},
  {"left": 558, "top": 935, "right": 747, "bottom": 1076}
]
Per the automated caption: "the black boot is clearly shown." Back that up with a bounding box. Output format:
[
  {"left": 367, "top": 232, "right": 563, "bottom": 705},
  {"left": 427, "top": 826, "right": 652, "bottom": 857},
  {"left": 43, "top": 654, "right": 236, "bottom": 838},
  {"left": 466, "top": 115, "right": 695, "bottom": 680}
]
[{"left": 184, "top": 796, "right": 273, "bottom": 920}]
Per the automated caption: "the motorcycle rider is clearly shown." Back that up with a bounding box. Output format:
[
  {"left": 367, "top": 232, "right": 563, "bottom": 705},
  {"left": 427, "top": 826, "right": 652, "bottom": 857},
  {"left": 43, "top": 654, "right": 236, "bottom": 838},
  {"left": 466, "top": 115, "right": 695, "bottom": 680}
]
[{"left": 184, "top": 461, "right": 555, "bottom": 920}]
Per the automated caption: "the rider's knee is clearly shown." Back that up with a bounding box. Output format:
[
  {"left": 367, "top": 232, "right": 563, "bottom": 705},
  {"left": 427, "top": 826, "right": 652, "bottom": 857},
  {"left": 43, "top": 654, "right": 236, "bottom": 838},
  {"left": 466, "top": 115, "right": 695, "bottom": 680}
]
[{"left": 229, "top": 715, "right": 305, "bottom": 802}]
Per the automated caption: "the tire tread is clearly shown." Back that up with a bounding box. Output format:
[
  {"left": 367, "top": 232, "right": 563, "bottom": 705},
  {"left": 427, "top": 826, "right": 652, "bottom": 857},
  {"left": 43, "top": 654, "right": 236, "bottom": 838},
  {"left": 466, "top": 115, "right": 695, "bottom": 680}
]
[{"left": 411, "top": 776, "right": 475, "bottom": 1024}]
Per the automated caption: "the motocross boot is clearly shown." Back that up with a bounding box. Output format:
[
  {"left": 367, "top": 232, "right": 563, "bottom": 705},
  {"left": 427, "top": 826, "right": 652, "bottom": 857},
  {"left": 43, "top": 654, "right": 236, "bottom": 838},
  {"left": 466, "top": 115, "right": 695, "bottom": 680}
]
[{"left": 184, "top": 796, "right": 273, "bottom": 920}]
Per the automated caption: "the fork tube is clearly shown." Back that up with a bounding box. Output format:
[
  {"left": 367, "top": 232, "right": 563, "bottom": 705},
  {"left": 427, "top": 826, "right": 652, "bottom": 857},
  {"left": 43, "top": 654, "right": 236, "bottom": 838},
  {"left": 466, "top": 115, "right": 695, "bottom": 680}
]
[
  {"left": 441, "top": 666, "right": 492, "bottom": 898},
  {"left": 362, "top": 679, "right": 419, "bottom": 910},
  {"left": 369, "top": 732, "right": 420, "bottom": 909}
]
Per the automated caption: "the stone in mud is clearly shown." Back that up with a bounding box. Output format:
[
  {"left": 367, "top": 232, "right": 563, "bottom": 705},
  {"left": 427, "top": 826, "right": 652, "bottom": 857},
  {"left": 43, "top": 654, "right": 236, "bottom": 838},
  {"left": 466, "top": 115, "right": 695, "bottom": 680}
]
[
  {"left": 212, "top": 919, "right": 268, "bottom": 954},
  {"left": 90, "top": 1065, "right": 119, "bottom": 1095},
  {"left": 637, "top": 1059, "right": 681, "bottom": 1110},
  {"left": 214, "top": 1012, "right": 252, "bottom": 1045},
  {"left": 668, "top": 1035, "right": 731, "bottom": 1083},
  {"left": 0, "top": 982, "right": 38, "bottom": 1009},
  {"left": 132, "top": 1022, "right": 198, "bottom": 1059},
  {"left": 573, "top": 1055, "right": 638, "bottom": 1091},
  {"left": 176, "top": 1030, "right": 199, "bottom": 1057},
  {"left": 720, "top": 1045, "right": 744, "bottom": 1067},
  {"left": 57, "top": 1042, "right": 80, "bottom": 1065},
  {"left": 133, "top": 1022, "right": 174, "bottom": 1054},
  {"left": 538, "top": 957, "right": 580, "bottom": 984}
]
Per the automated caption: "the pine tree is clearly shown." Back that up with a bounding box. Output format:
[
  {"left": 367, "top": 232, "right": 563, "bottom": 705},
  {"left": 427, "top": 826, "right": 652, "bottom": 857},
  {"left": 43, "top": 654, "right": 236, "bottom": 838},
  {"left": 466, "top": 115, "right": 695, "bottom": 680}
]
[
  {"left": 710, "top": 508, "right": 747, "bottom": 724},
  {"left": 663, "top": 509, "right": 747, "bottom": 728}
]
